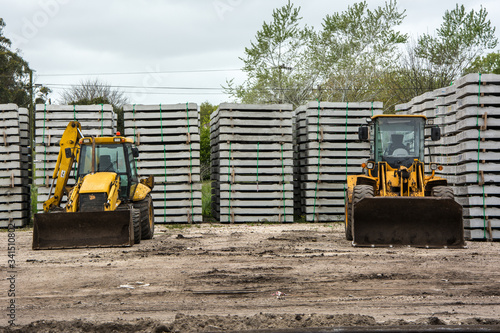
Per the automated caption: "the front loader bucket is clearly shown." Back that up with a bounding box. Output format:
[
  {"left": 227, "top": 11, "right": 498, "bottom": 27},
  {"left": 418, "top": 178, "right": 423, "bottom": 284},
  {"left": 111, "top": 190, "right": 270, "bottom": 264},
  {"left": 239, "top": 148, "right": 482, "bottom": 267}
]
[
  {"left": 352, "top": 197, "right": 465, "bottom": 248},
  {"left": 33, "top": 210, "right": 134, "bottom": 250}
]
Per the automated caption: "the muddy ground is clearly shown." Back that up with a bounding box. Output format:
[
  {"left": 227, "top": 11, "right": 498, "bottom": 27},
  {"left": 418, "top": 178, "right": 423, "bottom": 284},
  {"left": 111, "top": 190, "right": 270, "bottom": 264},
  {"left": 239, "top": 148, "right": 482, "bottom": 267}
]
[{"left": 1, "top": 223, "right": 500, "bottom": 332}]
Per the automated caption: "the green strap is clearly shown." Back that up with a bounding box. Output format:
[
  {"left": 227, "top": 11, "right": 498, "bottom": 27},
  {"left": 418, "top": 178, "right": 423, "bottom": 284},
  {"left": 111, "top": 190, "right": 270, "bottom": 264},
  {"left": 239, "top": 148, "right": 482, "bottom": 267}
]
[
  {"left": 256, "top": 142, "right": 259, "bottom": 190},
  {"left": 344, "top": 102, "right": 349, "bottom": 202},
  {"left": 186, "top": 102, "right": 194, "bottom": 223},
  {"left": 476, "top": 73, "right": 487, "bottom": 239},
  {"left": 227, "top": 141, "right": 232, "bottom": 223},
  {"left": 312, "top": 100, "right": 321, "bottom": 221},
  {"left": 133, "top": 104, "right": 136, "bottom": 142},
  {"left": 281, "top": 143, "right": 286, "bottom": 223},
  {"left": 159, "top": 104, "right": 167, "bottom": 223},
  {"left": 100, "top": 104, "right": 104, "bottom": 136},
  {"left": 476, "top": 74, "right": 482, "bottom": 182},
  {"left": 43, "top": 104, "right": 47, "bottom": 184},
  {"left": 344, "top": 102, "right": 349, "bottom": 182}
]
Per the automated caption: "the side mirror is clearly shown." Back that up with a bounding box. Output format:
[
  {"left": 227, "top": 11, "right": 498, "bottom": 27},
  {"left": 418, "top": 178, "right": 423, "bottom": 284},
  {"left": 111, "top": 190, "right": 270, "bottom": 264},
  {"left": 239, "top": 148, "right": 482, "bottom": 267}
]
[
  {"left": 132, "top": 147, "right": 140, "bottom": 158},
  {"left": 431, "top": 127, "right": 441, "bottom": 141},
  {"left": 358, "top": 126, "right": 369, "bottom": 141}
]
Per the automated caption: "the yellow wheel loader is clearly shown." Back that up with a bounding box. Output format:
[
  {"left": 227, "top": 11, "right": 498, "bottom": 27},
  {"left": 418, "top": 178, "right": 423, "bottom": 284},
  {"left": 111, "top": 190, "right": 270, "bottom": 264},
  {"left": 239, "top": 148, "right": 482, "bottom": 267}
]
[
  {"left": 345, "top": 115, "right": 465, "bottom": 248},
  {"left": 33, "top": 121, "right": 155, "bottom": 250}
]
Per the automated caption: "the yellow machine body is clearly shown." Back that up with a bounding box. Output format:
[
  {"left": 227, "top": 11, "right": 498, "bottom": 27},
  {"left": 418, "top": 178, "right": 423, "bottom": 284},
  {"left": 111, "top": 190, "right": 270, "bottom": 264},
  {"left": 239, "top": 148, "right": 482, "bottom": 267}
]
[
  {"left": 33, "top": 122, "right": 154, "bottom": 250},
  {"left": 345, "top": 115, "right": 465, "bottom": 248}
]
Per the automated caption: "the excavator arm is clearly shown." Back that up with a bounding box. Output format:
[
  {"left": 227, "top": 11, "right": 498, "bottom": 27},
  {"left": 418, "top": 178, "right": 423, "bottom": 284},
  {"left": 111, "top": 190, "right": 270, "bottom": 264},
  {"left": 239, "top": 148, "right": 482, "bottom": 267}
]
[{"left": 43, "top": 121, "right": 82, "bottom": 212}]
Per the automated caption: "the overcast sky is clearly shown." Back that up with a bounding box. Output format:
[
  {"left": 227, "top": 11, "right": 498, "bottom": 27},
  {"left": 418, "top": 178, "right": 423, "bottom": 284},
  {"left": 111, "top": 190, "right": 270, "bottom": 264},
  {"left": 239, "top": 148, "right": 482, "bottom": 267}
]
[{"left": 1, "top": 0, "right": 499, "bottom": 106}]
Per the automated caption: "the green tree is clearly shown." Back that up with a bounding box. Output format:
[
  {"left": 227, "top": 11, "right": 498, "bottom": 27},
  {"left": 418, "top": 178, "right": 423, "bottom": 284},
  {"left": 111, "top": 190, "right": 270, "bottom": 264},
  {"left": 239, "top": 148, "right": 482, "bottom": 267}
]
[
  {"left": 416, "top": 4, "right": 498, "bottom": 81},
  {"left": 199, "top": 102, "right": 217, "bottom": 181},
  {"left": 385, "top": 4, "right": 498, "bottom": 113},
  {"left": 312, "top": 0, "right": 407, "bottom": 103},
  {"left": 200, "top": 101, "right": 217, "bottom": 127},
  {"left": 225, "top": 1, "right": 315, "bottom": 107},
  {"left": 464, "top": 51, "right": 500, "bottom": 75},
  {"left": 60, "top": 78, "right": 128, "bottom": 107},
  {"left": 226, "top": 1, "right": 407, "bottom": 107},
  {"left": 0, "top": 18, "right": 32, "bottom": 107},
  {"left": 61, "top": 78, "right": 129, "bottom": 133},
  {"left": 35, "top": 86, "right": 52, "bottom": 104}
]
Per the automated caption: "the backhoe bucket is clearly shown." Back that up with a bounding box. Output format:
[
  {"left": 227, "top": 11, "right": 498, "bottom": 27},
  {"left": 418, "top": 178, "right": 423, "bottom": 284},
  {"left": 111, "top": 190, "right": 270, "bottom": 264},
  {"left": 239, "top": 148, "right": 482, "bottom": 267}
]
[
  {"left": 352, "top": 197, "right": 465, "bottom": 248},
  {"left": 33, "top": 210, "right": 134, "bottom": 250}
]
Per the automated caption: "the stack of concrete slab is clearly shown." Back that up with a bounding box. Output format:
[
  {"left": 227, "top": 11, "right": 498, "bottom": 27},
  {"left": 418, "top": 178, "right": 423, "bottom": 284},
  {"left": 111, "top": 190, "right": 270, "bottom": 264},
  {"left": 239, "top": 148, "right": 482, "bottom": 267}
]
[
  {"left": 124, "top": 103, "right": 202, "bottom": 224},
  {"left": 210, "top": 103, "right": 294, "bottom": 223},
  {"left": 396, "top": 73, "right": 500, "bottom": 241},
  {"left": 294, "top": 101, "right": 383, "bottom": 222},
  {"left": 34, "top": 104, "right": 116, "bottom": 212},
  {"left": 0, "top": 104, "right": 30, "bottom": 227}
]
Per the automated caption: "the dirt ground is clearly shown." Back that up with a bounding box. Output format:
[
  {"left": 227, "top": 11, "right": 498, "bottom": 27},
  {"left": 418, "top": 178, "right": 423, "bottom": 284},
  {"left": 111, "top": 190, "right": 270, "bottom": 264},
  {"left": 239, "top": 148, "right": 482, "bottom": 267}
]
[{"left": 2, "top": 222, "right": 500, "bottom": 332}]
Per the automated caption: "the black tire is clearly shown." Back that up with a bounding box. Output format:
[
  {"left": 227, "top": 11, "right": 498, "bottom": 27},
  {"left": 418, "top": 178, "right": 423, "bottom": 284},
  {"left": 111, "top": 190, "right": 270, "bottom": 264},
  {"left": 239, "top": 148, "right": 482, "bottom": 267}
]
[
  {"left": 352, "top": 185, "right": 374, "bottom": 230},
  {"left": 345, "top": 194, "right": 353, "bottom": 241},
  {"left": 135, "top": 194, "right": 155, "bottom": 240},
  {"left": 132, "top": 207, "right": 141, "bottom": 244},
  {"left": 431, "top": 186, "right": 454, "bottom": 199}
]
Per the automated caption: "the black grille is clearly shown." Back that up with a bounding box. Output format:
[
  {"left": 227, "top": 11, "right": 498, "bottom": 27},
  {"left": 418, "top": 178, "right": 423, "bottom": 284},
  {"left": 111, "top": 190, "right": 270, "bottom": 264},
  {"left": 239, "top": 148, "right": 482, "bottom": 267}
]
[{"left": 79, "top": 193, "right": 107, "bottom": 212}]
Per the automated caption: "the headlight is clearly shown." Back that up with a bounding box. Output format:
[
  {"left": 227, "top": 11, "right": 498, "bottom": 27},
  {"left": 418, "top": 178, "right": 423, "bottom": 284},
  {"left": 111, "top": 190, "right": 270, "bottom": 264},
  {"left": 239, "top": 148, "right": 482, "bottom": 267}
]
[
  {"left": 430, "top": 163, "right": 442, "bottom": 171},
  {"left": 362, "top": 161, "right": 375, "bottom": 170}
]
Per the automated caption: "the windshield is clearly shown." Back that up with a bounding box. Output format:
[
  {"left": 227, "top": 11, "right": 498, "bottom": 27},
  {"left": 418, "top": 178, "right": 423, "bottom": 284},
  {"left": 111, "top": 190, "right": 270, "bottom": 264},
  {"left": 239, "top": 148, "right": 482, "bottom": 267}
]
[
  {"left": 373, "top": 117, "right": 425, "bottom": 168},
  {"left": 77, "top": 143, "right": 138, "bottom": 198}
]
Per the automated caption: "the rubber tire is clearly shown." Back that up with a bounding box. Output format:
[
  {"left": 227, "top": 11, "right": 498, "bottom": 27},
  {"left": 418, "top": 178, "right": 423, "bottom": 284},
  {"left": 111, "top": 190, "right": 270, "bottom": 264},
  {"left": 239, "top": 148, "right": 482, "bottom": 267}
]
[
  {"left": 136, "top": 194, "right": 155, "bottom": 240},
  {"left": 431, "top": 186, "right": 454, "bottom": 199},
  {"left": 132, "top": 207, "right": 141, "bottom": 244},
  {"left": 351, "top": 185, "right": 374, "bottom": 235},
  {"left": 345, "top": 194, "right": 353, "bottom": 241}
]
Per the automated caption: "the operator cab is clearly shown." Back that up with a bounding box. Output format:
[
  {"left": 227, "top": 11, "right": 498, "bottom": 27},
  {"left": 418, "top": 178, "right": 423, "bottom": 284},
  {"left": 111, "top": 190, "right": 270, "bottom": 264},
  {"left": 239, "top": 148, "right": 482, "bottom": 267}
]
[
  {"left": 358, "top": 115, "right": 435, "bottom": 169},
  {"left": 76, "top": 137, "right": 140, "bottom": 199},
  {"left": 373, "top": 116, "right": 425, "bottom": 168}
]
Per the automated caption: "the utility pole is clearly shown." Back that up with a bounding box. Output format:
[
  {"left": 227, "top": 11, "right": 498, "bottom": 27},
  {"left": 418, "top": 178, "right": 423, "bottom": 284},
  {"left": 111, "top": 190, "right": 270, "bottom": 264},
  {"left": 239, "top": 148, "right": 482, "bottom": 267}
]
[
  {"left": 29, "top": 70, "right": 34, "bottom": 147},
  {"left": 29, "top": 69, "right": 36, "bottom": 222}
]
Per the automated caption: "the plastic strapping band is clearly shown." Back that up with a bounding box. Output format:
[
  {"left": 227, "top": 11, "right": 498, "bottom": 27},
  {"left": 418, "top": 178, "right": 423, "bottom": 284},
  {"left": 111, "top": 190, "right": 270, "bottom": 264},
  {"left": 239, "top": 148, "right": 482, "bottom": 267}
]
[
  {"left": 476, "top": 73, "right": 487, "bottom": 239},
  {"left": 344, "top": 102, "right": 349, "bottom": 205},
  {"left": 186, "top": 102, "right": 194, "bottom": 222},
  {"left": 312, "top": 100, "right": 321, "bottom": 222},
  {"left": 100, "top": 104, "right": 104, "bottom": 136},
  {"left": 228, "top": 141, "right": 232, "bottom": 223},
  {"left": 281, "top": 143, "right": 286, "bottom": 223},
  {"left": 256, "top": 142, "right": 259, "bottom": 191},
  {"left": 159, "top": 104, "right": 167, "bottom": 223},
  {"left": 43, "top": 104, "right": 47, "bottom": 183},
  {"left": 133, "top": 104, "right": 136, "bottom": 143}
]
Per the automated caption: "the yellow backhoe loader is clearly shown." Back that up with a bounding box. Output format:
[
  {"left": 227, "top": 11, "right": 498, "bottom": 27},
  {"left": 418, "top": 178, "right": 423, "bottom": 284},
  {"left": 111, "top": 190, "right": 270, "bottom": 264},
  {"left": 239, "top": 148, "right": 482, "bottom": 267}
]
[
  {"left": 33, "top": 121, "right": 155, "bottom": 250},
  {"left": 345, "top": 115, "right": 465, "bottom": 248}
]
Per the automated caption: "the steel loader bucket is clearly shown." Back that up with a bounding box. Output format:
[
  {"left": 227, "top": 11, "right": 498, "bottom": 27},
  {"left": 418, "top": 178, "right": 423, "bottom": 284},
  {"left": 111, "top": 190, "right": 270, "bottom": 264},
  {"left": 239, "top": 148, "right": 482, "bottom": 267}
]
[
  {"left": 352, "top": 197, "right": 465, "bottom": 248},
  {"left": 33, "top": 210, "right": 134, "bottom": 250}
]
